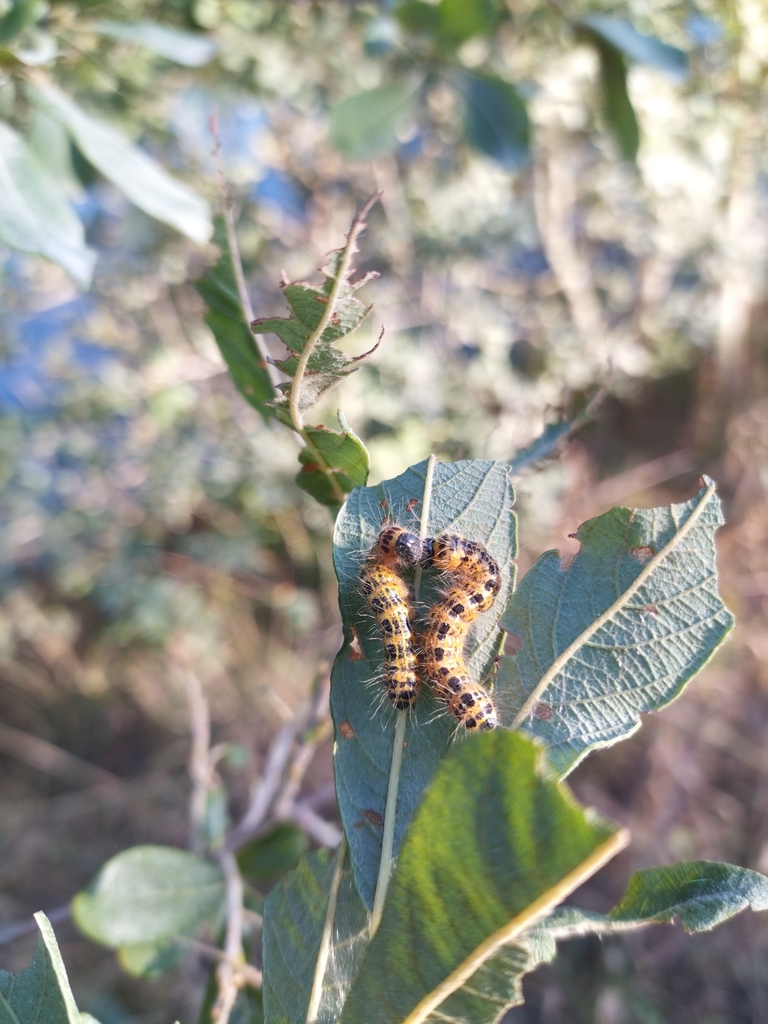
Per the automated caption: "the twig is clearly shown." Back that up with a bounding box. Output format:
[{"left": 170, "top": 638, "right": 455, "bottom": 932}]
[
  {"left": 287, "top": 192, "right": 382, "bottom": 505},
  {"left": 305, "top": 837, "right": 347, "bottom": 1024},
  {"left": 291, "top": 801, "right": 342, "bottom": 848},
  {"left": 182, "top": 669, "right": 213, "bottom": 855},
  {"left": 370, "top": 454, "right": 438, "bottom": 938},
  {"left": 212, "top": 850, "right": 246, "bottom": 1024},
  {"left": 224, "top": 723, "right": 297, "bottom": 853},
  {"left": 0, "top": 723, "right": 121, "bottom": 790},
  {"left": 0, "top": 905, "right": 70, "bottom": 946},
  {"left": 208, "top": 112, "right": 281, "bottom": 391}
]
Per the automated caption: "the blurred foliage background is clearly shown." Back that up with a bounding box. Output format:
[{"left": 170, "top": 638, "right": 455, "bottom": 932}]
[{"left": 1, "top": 0, "right": 768, "bottom": 1021}]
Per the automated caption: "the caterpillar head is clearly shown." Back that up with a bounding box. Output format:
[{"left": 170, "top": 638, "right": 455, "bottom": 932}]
[{"left": 373, "top": 526, "right": 422, "bottom": 567}]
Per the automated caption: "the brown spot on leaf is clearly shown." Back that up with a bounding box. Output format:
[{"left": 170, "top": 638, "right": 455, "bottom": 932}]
[
  {"left": 363, "top": 809, "right": 384, "bottom": 826},
  {"left": 406, "top": 498, "right": 420, "bottom": 512},
  {"left": 348, "top": 627, "right": 363, "bottom": 660},
  {"left": 504, "top": 632, "right": 523, "bottom": 656},
  {"left": 339, "top": 721, "right": 355, "bottom": 739},
  {"left": 534, "top": 702, "right": 554, "bottom": 720},
  {"left": 641, "top": 604, "right": 659, "bottom": 616},
  {"left": 631, "top": 545, "right": 655, "bottom": 563}
]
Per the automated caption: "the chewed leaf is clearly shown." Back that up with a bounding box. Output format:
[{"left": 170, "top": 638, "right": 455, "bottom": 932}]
[
  {"left": 332, "top": 459, "right": 517, "bottom": 908},
  {"left": 497, "top": 477, "right": 734, "bottom": 776},
  {"left": 252, "top": 241, "right": 379, "bottom": 419},
  {"left": 339, "top": 732, "right": 627, "bottom": 1024},
  {"left": 297, "top": 412, "right": 370, "bottom": 509}
]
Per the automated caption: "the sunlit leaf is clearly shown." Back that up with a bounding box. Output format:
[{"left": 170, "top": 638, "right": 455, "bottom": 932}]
[
  {"left": 29, "top": 80, "right": 212, "bottom": 244},
  {"left": 72, "top": 845, "right": 225, "bottom": 947},
  {"left": 593, "top": 37, "right": 640, "bottom": 162},
  {"left": 332, "top": 459, "right": 517, "bottom": 907},
  {"left": 0, "top": 913, "right": 82, "bottom": 1024},
  {"left": 0, "top": 120, "right": 94, "bottom": 285},
  {"left": 262, "top": 849, "right": 369, "bottom": 1024},
  {"left": 581, "top": 16, "right": 688, "bottom": 77},
  {"left": 497, "top": 477, "right": 734, "bottom": 776},
  {"left": 296, "top": 412, "right": 370, "bottom": 510},
  {"left": 93, "top": 21, "right": 218, "bottom": 66},
  {"left": 196, "top": 217, "right": 274, "bottom": 421},
  {"left": 0, "top": 0, "right": 46, "bottom": 45},
  {"left": 460, "top": 72, "right": 530, "bottom": 169},
  {"left": 339, "top": 732, "right": 627, "bottom": 1024},
  {"left": 437, "top": 0, "right": 502, "bottom": 46},
  {"left": 329, "top": 80, "right": 418, "bottom": 160}
]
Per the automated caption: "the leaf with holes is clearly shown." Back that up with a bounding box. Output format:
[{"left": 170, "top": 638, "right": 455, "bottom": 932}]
[
  {"left": 332, "top": 458, "right": 517, "bottom": 907},
  {"left": 496, "top": 477, "right": 734, "bottom": 776},
  {"left": 0, "top": 913, "right": 83, "bottom": 1024},
  {"left": 252, "top": 248, "right": 379, "bottom": 426},
  {"left": 262, "top": 849, "right": 369, "bottom": 1024},
  {"left": 196, "top": 217, "right": 274, "bottom": 421},
  {"left": 339, "top": 731, "right": 627, "bottom": 1024}
]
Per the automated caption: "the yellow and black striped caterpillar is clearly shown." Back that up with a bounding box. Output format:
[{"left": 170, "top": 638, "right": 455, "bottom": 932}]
[
  {"left": 359, "top": 526, "right": 422, "bottom": 711},
  {"left": 420, "top": 533, "right": 501, "bottom": 731}
]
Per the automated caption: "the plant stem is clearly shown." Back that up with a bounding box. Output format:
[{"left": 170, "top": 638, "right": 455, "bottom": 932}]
[
  {"left": 512, "top": 479, "right": 717, "bottom": 727},
  {"left": 369, "top": 454, "right": 438, "bottom": 939},
  {"left": 306, "top": 837, "right": 347, "bottom": 1024},
  {"left": 288, "top": 192, "right": 382, "bottom": 505}
]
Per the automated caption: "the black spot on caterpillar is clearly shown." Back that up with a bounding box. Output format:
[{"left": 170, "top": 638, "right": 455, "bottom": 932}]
[
  {"left": 421, "top": 533, "right": 501, "bottom": 731},
  {"left": 359, "top": 526, "right": 422, "bottom": 711}
]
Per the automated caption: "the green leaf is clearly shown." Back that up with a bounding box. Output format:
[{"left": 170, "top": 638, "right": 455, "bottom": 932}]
[
  {"left": 28, "top": 81, "right": 212, "bottom": 244},
  {"left": 297, "top": 412, "right": 370, "bottom": 510},
  {"left": 437, "top": 0, "right": 502, "bottom": 46},
  {"left": 581, "top": 16, "right": 688, "bottom": 77},
  {"left": 0, "top": 912, "right": 83, "bottom": 1024},
  {"left": 262, "top": 849, "right": 369, "bottom": 1024},
  {"left": 332, "top": 458, "right": 517, "bottom": 907},
  {"left": 72, "top": 844, "right": 225, "bottom": 947},
  {"left": 196, "top": 217, "right": 274, "bottom": 421},
  {"left": 592, "top": 37, "right": 640, "bottom": 163},
  {"left": 497, "top": 477, "right": 734, "bottom": 776},
  {"left": 117, "top": 940, "right": 185, "bottom": 979},
  {"left": 0, "top": 120, "right": 94, "bottom": 285},
  {"left": 339, "top": 732, "right": 627, "bottom": 1024},
  {"left": 238, "top": 821, "right": 309, "bottom": 883},
  {"left": 540, "top": 861, "right": 768, "bottom": 940},
  {"left": 93, "top": 21, "right": 218, "bottom": 66},
  {"left": 394, "top": 2, "right": 440, "bottom": 36},
  {"left": 460, "top": 72, "right": 530, "bottom": 169},
  {"left": 0, "top": 0, "right": 46, "bottom": 45},
  {"left": 329, "top": 80, "right": 418, "bottom": 160},
  {"left": 252, "top": 248, "right": 379, "bottom": 421}
]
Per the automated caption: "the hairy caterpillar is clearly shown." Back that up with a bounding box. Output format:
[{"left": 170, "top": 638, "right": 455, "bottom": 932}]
[
  {"left": 359, "top": 526, "right": 422, "bottom": 711},
  {"left": 421, "top": 533, "right": 501, "bottom": 731}
]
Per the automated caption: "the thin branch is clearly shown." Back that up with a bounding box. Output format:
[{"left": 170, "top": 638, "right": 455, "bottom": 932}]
[
  {"left": 0, "top": 905, "right": 70, "bottom": 946},
  {"left": 0, "top": 723, "right": 121, "bottom": 790},
  {"left": 291, "top": 801, "right": 342, "bottom": 848},
  {"left": 212, "top": 849, "right": 246, "bottom": 1024},
  {"left": 370, "top": 454, "right": 438, "bottom": 938},
  {"left": 182, "top": 669, "right": 212, "bottom": 855},
  {"left": 224, "top": 723, "right": 297, "bottom": 853}
]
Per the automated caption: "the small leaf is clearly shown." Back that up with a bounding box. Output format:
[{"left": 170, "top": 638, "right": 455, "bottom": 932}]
[
  {"left": 117, "top": 940, "right": 185, "bottom": 979},
  {"left": 437, "top": 0, "right": 502, "bottom": 46},
  {"left": 262, "top": 849, "right": 369, "bottom": 1024},
  {"left": 0, "top": 0, "right": 46, "bottom": 45},
  {"left": 72, "top": 844, "right": 225, "bottom": 947},
  {"left": 339, "top": 732, "right": 627, "bottom": 1024},
  {"left": 0, "top": 913, "right": 83, "bottom": 1024},
  {"left": 29, "top": 81, "right": 212, "bottom": 244},
  {"left": 0, "top": 120, "right": 94, "bottom": 285},
  {"left": 238, "top": 821, "right": 309, "bottom": 883},
  {"left": 593, "top": 38, "right": 640, "bottom": 162},
  {"left": 540, "top": 861, "right": 768, "bottom": 941},
  {"left": 93, "top": 21, "right": 218, "bottom": 66},
  {"left": 460, "top": 72, "right": 530, "bottom": 169},
  {"left": 297, "top": 412, "right": 370, "bottom": 510},
  {"left": 332, "top": 459, "right": 517, "bottom": 907},
  {"left": 329, "top": 80, "right": 418, "bottom": 160},
  {"left": 252, "top": 246, "right": 379, "bottom": 421},
  {"left": 498, "top": 477, "right": 734, "bottom": 776},
  {"left": 196, "top": 217, "right": 274, "bottom": 421},
  {"left": 581, "top": 16, "right": 689, "bottom": 77},
  {"left": 394, "top": 1, "right": 440, "bottom": 36}
]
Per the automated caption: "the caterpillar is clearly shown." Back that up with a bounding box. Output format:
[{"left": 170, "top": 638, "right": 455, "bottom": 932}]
[
  {"left": 359, "top": 526, "right": 423, "bottom": 711},
  {"left": 421, "top": 533, "right": 501, "bottom": 731}
]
